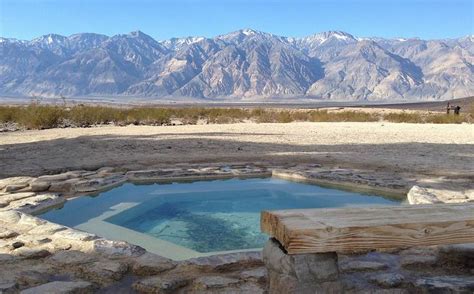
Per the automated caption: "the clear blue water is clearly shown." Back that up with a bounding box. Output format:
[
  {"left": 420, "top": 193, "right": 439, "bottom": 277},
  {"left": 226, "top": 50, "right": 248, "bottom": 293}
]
[{"left": 40, "top": 177, "right": 401, "bottom": 253}]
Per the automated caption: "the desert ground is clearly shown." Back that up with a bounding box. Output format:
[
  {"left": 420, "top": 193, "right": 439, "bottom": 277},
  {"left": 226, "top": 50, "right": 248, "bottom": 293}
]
[{"left": 1, "top": 121, "right": 473, "bottom": 180}]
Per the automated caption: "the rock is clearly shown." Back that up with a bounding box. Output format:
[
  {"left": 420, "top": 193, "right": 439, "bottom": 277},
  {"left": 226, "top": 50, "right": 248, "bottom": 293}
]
[
  {"left": 37, "top": 172, "right": 79, "bottom": 182},
  {"left": 438, "top": 243, "right": 474, "bottom": 269},
  {"left": 0, "top": 211, "right": 21, "bottom": 224},
  {"left": 292, "top": 251, "right": 339, "bottom": 282},
  {"left": 400, "top": 254, "right": 437, "bottom": 269},
  {"left": 48, "top": 179, "right": 79, "bottom": 193},
  {"left": 339, "top": 260, "right": 389, "bottom": 273},
  {"left": 0, "top": 177, "right": 34, "bottom": 191},
  {"left": 74, "top": 175, "right": 126, "bottom": 193},
  {"left": 186, "top": 251, "right": 262, "bottom": 272},
  {"left": 16, "top": 271, "right": 50, "bottom": 288},
  {"left": 20, "top": 281, "right": 94, "bottom": 294},
  {"left": 414, "top": 276, "right": 474, "bottom": 292},
  {"left": 369, "top": 273, "right": 404, "bottom": 288},
  {"left": 49, "top": 250, "right": 97, "bottom": 265},
  {"left": 30, "top": 181, "right": 51, "bottom": 192},
  {"left": 54, "top": 228, "right": 97, "bottom": 242},
  {"left": 15, "top": 235, "right": 51, "bottom": 246},
  {"left": 79, "top": 261, "right": 128, "bottom": 285},
  {"left": 0, "top": 228, "right": 18, "bottom": 239},
  {"left": 28, "top": 223, "right": 68, "bottom": 235},
  {"left": 133, "top": 276, "right": 188, "bottom": 293},
  {"left": 11, "top": 241, "right": 25, "bottom": 249},
  {"left": 11, "top": 194, "right": 65, "bottom": 215},
  {"left": 0, "top": 192, "right": 36, "bottom": 204},
  {"left": 96, "top": 167, "right": 118, "bottom": 177},
  {"left": 5, "top": 184, "right": 29, "bottom": 192},
  {"left": 0, "top": 253, "right": 15, "bottom": 263},
  {"left": 407, "top": 185, "right": 442, "bottom": 204},
  {"left": 0, "top": 282, "right": 17, "bottom": 294},
  {"left": 240, "top": 267, "right": 267, "bottom": 283},
  {"left": 132, "top": 252, "right": 177, "bottom": 275},
  {"left": 13, "top": 247, "right": 50, "bottom": 259},
  {"left": 347, "top": 289, "right": 409, "bottom": 294},
  {"left": 92, "top": 239, "right": 145, "bottom": 257},
  {"left": 193, "top": 276, "right": 240, "bottom": 290},
  {"left": 262, "top": 239, "right": 295, "bottom": 275},
  {"left": 262, "top": 238, "right": 340, "bottom": 294},
  {"left": 18, "top": 213, "right": 47, "bottom": 227}
]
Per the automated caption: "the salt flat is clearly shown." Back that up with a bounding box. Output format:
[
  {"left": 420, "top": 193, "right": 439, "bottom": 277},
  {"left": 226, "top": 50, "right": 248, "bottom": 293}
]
[{"left": 0, "top": 122, "right": 473, "bottom": 178}]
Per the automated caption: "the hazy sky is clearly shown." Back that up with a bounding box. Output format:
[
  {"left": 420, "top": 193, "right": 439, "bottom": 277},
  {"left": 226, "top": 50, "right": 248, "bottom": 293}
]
[{"left": 1, "top": 0, "right": 473, "bottom": 40}]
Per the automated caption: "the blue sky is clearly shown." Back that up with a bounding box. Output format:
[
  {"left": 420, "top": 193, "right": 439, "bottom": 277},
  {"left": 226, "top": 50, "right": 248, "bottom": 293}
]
[{"left": 1, "top": 0, "right": 472, "bottom": 40}]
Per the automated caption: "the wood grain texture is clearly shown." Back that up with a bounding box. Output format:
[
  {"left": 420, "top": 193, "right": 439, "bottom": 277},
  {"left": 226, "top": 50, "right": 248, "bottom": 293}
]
[{"left": 261, "top": 203, "right": 474, "bottom": 254}]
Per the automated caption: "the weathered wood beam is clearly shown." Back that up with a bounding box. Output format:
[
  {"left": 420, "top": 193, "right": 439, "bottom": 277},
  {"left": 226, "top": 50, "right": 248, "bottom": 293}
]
[{"left": 261, "top": 203, "right": 474, "bottom": 254}]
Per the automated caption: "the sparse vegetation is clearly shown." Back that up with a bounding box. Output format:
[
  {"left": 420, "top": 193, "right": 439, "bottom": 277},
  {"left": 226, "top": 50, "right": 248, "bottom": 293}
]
[{"left": 0, "top": 103, "right": 472, "bottom": 130}]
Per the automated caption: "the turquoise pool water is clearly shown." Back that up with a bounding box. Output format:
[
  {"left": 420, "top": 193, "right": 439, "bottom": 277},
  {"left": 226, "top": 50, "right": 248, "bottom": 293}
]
[{"left": 40, "top": 177, "right": 401, "bottom": 254}]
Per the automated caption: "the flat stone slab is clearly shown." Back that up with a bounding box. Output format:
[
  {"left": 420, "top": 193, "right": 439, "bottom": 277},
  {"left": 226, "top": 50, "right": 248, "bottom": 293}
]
[{"left": 20, "top": 281, "right": 94, "bottom": 294}]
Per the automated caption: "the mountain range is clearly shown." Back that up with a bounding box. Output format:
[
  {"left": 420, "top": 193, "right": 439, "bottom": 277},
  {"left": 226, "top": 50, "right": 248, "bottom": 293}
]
[{"left": 1, "top": 29, "right": 473, "bottom": 101}]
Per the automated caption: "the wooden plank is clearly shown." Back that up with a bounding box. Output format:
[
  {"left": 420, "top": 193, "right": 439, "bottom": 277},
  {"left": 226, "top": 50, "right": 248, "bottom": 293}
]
[{"left": 261, "top": 203, "right": 474, "bottom": 254}]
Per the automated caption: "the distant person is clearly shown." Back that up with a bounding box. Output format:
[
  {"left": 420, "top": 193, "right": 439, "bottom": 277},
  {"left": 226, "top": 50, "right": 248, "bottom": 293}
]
[
  {"left": 446, "top": 102, "right": 451, "bottom": 114},
  {"left": 454, "top": 106, "right": 461, "bottom": 115}
]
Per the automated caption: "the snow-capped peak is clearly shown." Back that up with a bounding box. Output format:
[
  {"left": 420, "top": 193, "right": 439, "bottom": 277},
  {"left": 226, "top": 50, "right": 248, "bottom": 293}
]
[
  {"left": 159, "top": 36, "right": 206, "bottom": 50},
  {"left": 242, "top": 28, "right": 257, "bottom": 36},
  {"left": 31, "top": 34, "right": 67, "bottom": 46},
  {"left": 298, "top": 31, "right": 357, "bottom": 47}
]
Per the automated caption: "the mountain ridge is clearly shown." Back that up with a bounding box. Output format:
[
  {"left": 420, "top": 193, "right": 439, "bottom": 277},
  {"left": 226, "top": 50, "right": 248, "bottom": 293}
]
[{"left": 1, "top": 29, "right": 473, "bottom": 101}]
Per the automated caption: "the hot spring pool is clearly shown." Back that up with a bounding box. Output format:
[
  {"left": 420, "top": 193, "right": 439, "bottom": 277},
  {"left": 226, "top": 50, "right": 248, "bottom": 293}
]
[{"left": 40, "top": 177, "right": 402, "bottom": 259}]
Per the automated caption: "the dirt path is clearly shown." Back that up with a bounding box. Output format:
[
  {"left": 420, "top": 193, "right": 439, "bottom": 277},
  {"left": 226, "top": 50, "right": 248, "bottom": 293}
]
[{"left": 1, "top": 122, "right": 473, "bottom": 178}]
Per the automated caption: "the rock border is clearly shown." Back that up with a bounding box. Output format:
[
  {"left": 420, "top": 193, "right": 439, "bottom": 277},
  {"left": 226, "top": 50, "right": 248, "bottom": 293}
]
[{"left": 1, "top": 164, "right": 472, "bottom": 293}]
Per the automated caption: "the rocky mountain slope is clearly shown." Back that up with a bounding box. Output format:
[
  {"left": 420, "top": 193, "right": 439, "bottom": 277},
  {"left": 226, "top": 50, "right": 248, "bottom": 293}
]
[{"left": 1, "top": 29, "right": 472, "bottom": 101}]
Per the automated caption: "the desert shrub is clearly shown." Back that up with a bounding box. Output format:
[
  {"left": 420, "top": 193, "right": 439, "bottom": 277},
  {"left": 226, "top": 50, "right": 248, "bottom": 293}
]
[
  {"left": 275, "top": 111, "right": 294, "bottom": 123},
  {"left": 0, "top": 106, "right": 19, "bottom": 123},
  {"left": 126, "top": 108, "right": 171, "bottom": 125},
  {"left": 1, "top": 102, "right": 471, "bottom": 130},
  {"left": 18, "top": 104, "right": 65, "bottom": 129},
  {"left": 383, "top": 112, "right": 424, "bottom": 123},
  {"left": 307, "top": 110, "right": 378, "bottom": 122},
  {"left": 68, "top": 106, "right": 124, "bottom": 126},
  {"left": 424, "top": 114, "right": 466, "bottom": 124}
]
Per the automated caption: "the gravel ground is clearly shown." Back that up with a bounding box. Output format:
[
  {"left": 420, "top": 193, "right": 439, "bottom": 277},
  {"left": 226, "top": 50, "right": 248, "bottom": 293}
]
[{"left": 0, "top": 122, "right": 473, "bottom": 178}]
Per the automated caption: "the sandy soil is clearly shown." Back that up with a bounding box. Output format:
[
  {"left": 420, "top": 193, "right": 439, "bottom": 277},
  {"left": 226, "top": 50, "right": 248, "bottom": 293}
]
[{"left": 0, "top": 122, "right": 473, "bottom": 179}]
